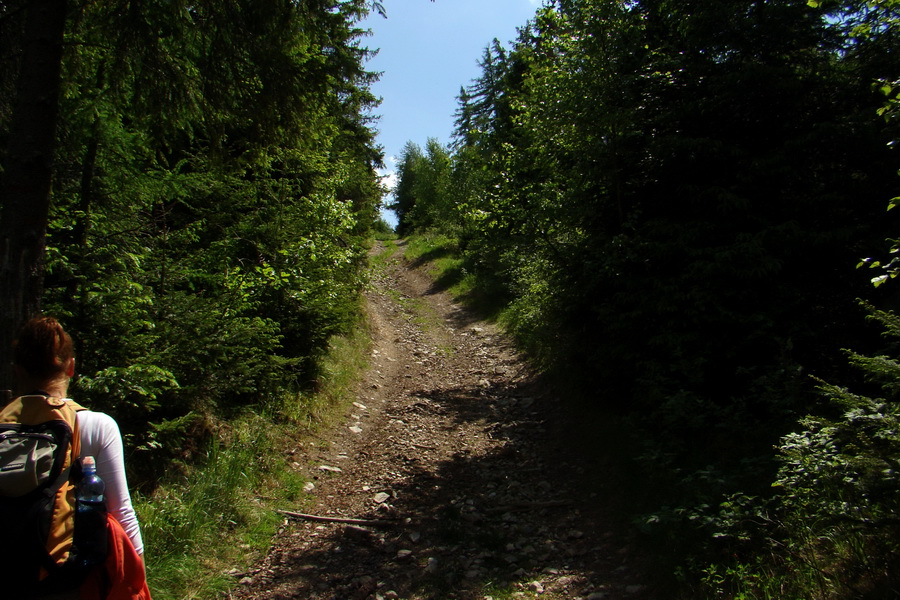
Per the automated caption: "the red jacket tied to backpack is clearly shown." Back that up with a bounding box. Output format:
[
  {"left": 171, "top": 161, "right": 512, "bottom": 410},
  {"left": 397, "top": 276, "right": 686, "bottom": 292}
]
[{"left": 81, "top": 515, "right": 151, "bottom": 600}]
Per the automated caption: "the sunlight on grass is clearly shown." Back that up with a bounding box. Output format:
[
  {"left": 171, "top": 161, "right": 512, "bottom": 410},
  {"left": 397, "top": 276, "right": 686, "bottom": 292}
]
[
  {"left": 137, "top": 417, "right": 286, "bottom": 600},
  {"left": 138, "top": 318, "right": 372, "bottom": 600},
  {"left": 369, "top": 238, "right": 401, "bottom": 275},
  {"left": 404, "top": 231, "right": 476, "bottom": 300},
  {"left": 278, "top": 320, "right": 371, "bottom": 430}
]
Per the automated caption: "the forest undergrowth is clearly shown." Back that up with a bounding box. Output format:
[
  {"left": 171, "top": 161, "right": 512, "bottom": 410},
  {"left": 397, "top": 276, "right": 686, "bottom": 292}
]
[
  {"left": 4, "top": 1, "right": 900, "bottom": 599},
  {"left": 396, "top": 230, "right": 900, "bottom": 600},
  {"left": 137, "top": 317, "right": 373, "bottom": 600}
]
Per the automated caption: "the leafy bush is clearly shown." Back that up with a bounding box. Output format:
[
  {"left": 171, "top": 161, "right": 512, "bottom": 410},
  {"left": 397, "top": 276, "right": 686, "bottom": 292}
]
[
  {"left": 23, "top": 0, "right": 384, "bottom": 488},
  {"left": 701, "top": 304, "right": 900, "bottom": 599}
]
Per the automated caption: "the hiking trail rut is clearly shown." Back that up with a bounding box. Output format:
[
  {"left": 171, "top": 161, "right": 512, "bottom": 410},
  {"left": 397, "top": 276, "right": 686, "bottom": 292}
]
[{"left": 226, "top": 240, "right": 655, "bottom": 600}]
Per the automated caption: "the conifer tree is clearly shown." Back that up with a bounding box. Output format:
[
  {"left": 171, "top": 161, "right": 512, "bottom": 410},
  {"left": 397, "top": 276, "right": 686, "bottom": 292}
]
[{"left": 0, "top": 0, "right": 67, "bottom": 393}]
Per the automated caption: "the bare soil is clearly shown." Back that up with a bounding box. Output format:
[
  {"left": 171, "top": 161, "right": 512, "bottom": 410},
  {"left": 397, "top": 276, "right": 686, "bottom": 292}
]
[{"left": 227, "top": 241, "right": 657, "bottom": 600}]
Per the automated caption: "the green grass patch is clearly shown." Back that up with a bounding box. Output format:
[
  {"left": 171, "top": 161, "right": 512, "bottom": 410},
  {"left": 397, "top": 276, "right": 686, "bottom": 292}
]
[
  {"left": 402, "top": 231, "right": 511, "bottom": 320},
  {"left": 277, "top": 320, "right": 371, "bottom": 429},
  {"left": 403, "top": 231, "right": 475, "bottom": 299},
  {"left": 404, "top": 296, "right": 441, "bottom": 330},
  {"left": 138, "top": 317, "right": 372, "bottom": 599},
  {"left": 371, "top": 219, "right": 397, "bottom": 241},
  {"left": 699, "top": 559, "right": 802, "bottom": 600},
  {"left": 136, "top": 414, "right": 287, "bottom": 599},
  {"left": 402, "top": 231, "right": 457, "bottom": 263}
]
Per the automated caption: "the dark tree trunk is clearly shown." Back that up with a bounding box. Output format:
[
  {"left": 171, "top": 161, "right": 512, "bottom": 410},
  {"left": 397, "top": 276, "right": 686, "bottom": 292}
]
[{"left": 0, "top": 0, "right": 67, "bottom": 395}]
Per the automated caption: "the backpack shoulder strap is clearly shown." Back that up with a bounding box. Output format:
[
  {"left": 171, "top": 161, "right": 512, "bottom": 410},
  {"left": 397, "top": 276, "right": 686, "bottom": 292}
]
[
  {"left": 0, "top": 395, "right": 83, "bottom": 424},
  {"left": 49, "top": 397, "right": 85, "bottom": 459},
  {"left": 0, "top": 394, "right": 28, "bottom": 423}
]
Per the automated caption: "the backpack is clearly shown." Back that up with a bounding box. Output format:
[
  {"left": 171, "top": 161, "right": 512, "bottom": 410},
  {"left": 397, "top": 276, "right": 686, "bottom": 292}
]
[{"left": 0, "top": 395, "right": 109, "bottom": 598}]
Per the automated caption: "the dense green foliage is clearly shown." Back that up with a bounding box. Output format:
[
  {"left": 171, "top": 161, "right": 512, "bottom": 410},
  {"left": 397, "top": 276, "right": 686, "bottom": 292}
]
[
  {"left": 5, "top": 0, "right": 900, "bottom": 596},
  {"left": 389, "top": 138, "right": 453, "bottom": 237},
  {"left": 0, "top": 0, "right": 383, "bottom": 474},
  {"left": 393, "top": 0, "right": 900, "bottom": 596}
]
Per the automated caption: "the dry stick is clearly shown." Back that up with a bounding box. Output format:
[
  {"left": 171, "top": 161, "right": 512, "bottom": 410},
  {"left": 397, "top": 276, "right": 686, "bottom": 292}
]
[
  {"left": 484, "top": 500, "right": 573, "bottom": 514},
  {"left": 402, "top": 440, "right": 437, "bottom": 450},
  {"left": 276, "top": 510, "right": 396, "bottom": 528}
]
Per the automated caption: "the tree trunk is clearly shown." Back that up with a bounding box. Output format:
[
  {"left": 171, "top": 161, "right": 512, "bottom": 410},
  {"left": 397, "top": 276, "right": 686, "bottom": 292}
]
[
  {"left": 72, "top": 121, "right": 99, "bottom": 314},
  {"left": 0, "top": 0, "right": 67, "bottom": 395}
]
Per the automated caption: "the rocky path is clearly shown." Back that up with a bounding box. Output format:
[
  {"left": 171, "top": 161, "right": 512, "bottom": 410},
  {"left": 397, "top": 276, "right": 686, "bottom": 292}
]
[{"left": 227, "top": 241, "right": 654, "bottom": 600}]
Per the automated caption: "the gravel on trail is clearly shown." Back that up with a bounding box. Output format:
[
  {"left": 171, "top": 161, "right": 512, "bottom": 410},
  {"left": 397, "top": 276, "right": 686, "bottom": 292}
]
[{"left": 226, "top": 241, "right": 656, "bottom": 600}]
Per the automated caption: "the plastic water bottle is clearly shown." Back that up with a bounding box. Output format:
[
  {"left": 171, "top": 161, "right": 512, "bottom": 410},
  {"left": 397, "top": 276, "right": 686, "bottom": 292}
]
[
  {"left": 73, "top": 456, "right": 108, "bottom": 569},
  {"left": 78, "top": 456, "right": 105, "bottom": 502}
]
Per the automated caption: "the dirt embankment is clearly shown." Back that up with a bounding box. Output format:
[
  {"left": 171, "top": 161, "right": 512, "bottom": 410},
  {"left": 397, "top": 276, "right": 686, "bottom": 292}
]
[{"left": 227, "top": 241, "right": 655, "bottom": 600}]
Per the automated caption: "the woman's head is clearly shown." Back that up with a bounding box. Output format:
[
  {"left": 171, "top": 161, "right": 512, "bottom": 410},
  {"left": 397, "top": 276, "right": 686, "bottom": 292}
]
[{"left": 13, "top": 316, "right": 74, "bottom": 383}]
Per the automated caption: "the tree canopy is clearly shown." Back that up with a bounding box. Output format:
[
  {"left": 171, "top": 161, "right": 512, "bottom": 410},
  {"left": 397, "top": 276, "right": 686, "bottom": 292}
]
[
  {"left": 0, "top": 0, "right": 384, "bottom": 470},
  {"left": 392, "top": 0, "right": 900, "bottom": 594}
]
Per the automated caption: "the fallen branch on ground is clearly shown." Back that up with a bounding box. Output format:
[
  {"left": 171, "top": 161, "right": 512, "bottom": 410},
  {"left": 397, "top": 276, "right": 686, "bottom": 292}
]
[
  {"left": 484, "top": 500, "right": 573, "bottom": 514},
  {"left": 410, "top": 442, "right": 437, "bottom": 450},
  {"left": 276, "top": 510, "right": 396, "bottom": 528}
]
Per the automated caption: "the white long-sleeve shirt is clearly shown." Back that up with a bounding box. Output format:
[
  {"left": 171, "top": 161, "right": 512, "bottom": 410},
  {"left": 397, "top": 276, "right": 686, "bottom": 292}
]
[{"left": 74, "top": 407, "right": 144, "bottom": 556}]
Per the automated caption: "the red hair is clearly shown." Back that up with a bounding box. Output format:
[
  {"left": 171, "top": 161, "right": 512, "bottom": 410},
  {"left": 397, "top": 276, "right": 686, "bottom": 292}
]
[{"left": 13, "top": 316, "right": 74, "bottom": 380}]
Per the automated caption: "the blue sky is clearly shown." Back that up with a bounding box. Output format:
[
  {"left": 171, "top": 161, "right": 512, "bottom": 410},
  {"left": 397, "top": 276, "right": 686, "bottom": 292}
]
[{"left": 361, "top": 0, "right": 543, "bottom": 225}]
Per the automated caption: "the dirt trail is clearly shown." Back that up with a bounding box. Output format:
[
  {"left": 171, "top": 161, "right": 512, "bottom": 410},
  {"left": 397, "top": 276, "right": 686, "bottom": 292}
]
[{"left": 228, "top": 241, "right": 654, "bottom": 600}]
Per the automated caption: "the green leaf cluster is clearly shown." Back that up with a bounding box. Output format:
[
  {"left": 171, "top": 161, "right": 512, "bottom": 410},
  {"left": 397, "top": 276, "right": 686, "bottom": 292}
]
[
  {"left": 388, "top": 138, "right": 455, "bottom": 237},
  {"left": 392, "top": 0, "right": 900, "bottom": 594},
  {"left": 702, "top": 305, "right": 900, "bottom": 598},
  {"left": 1, "top": 0, "right": 384, "bottom": 476}
]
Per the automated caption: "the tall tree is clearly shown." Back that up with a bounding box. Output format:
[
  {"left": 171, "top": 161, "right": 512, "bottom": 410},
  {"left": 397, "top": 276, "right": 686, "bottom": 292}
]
[
  {"left": 389, "top": 141, "right": 425, "bottom": 236},
  {"left": 0, "top": 0, "right": 68, "bottom": 393},
  {"left": 0, "top": 0, "right": 384, "bottom": 471},
  {"left": 442, "top": 0, "right": 900, "bottom": 526}
]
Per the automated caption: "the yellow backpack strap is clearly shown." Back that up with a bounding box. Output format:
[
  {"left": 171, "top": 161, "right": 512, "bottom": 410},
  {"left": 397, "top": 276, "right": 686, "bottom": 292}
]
[
  {"left": 0, "top": 395, "right": 83, "bottom": 425},
  {"left": 48, "top": 397, "right": 85, "bottom": 461},
  {"left": 43, "top": 397, "right": 87, "bottom": 570}
]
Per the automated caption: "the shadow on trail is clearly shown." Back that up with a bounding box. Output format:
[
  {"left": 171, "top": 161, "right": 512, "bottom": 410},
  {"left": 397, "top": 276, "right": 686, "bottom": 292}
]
[
  {"left": 265, "top": 376, "right": 637, "bottom": 600},
  {"left": 408, "top": 246, "right": 453, "bottom": 270},
  {"left": 426, "top": 266, "right": 467, "bottom": 297}
]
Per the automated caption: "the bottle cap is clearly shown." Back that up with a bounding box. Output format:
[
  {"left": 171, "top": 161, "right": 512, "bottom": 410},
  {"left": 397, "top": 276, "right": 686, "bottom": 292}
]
[{"left": 82, "top": 456, "right": 95, "bottom": 469}]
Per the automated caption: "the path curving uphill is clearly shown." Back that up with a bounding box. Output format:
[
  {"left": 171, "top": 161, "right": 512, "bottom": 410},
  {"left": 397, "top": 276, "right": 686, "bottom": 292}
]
[{"left": 227, "top": 240, "right": 654, "bottom": 600}]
